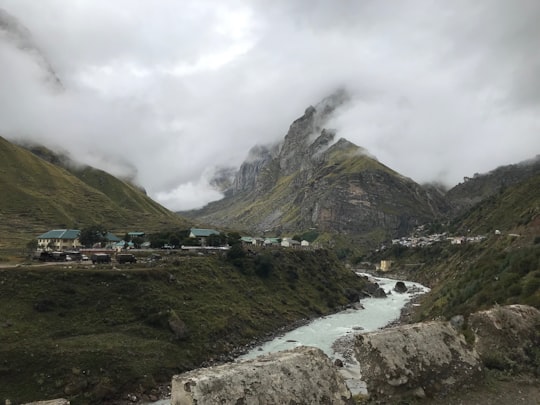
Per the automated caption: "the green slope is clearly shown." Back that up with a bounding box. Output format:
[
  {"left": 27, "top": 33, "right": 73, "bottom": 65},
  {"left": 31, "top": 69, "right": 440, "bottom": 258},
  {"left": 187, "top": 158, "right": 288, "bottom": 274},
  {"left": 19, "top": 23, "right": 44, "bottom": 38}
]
[
  {"left": 374, "top": 174, "right": 540, "bottom": 320},
  {"left": 0, "top": 250, "right": 368, "bottom": 404},
  {"left": 0, "top": 136, "right": 188, "bottom": 253}
]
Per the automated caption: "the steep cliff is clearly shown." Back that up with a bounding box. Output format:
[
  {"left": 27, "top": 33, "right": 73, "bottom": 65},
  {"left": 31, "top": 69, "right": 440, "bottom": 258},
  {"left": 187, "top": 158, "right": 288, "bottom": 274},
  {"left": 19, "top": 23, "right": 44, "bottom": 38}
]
[{"left": 185, "top": 93, "right": 449, "bottom": 248}]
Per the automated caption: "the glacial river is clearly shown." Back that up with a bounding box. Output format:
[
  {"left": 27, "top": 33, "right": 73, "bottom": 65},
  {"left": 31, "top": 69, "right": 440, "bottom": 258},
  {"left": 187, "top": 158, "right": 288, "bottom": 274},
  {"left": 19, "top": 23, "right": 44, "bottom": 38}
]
[{"left": 149, "top": 272, "right": 429, "bottom": 402}]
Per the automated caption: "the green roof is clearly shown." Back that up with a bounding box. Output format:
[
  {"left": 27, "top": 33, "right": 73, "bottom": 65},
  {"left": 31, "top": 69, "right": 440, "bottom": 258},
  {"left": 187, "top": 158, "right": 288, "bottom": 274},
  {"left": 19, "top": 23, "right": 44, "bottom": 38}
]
[
  {"left": 105, "top": 232, "right": 121, "bottom": 242},
  {"left": 37, "top": 229, "right": 80, "bottom": 240},
  {"left": 190, "top": 228, "right": 220, "bottom": 237},
  {"left": 128, "top": 232, "right": 145, "bottom": 237}
]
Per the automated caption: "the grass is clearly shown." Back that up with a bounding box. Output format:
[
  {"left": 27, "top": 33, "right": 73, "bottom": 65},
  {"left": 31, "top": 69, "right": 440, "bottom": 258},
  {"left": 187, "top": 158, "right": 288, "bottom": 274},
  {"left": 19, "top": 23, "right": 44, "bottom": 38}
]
[
  {"left": 0, "top": 136, "right": 189, "bottom": 253},
  {"left": 0, "top": 249, "right": 367, "bottom": 404}
]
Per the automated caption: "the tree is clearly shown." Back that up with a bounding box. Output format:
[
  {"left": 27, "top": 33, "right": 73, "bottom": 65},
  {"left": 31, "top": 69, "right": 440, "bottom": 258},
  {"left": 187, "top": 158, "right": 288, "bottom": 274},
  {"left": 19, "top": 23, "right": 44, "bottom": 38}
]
[
  {"left": 26, "top": 239, "right": 38, "bottom": 252},
  {"left": 79, "top": 225, "right": 107, "bottom": 247},
  {"left": 132, "top": 236, "right": 144, "bottom": 249}
]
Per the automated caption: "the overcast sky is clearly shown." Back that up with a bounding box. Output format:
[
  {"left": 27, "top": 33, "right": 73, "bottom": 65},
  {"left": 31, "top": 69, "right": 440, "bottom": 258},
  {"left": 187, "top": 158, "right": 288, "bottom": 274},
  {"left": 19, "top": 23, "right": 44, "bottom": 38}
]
[{"left": 1, "top": 1, "right": 539, "bottom": 211}]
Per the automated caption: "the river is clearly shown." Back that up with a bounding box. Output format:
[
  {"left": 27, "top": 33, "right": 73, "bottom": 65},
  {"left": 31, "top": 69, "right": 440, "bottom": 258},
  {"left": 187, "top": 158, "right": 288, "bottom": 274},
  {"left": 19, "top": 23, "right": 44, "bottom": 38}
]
[{"left": 148, "top": 272, "right": 429, "bottom": 403}]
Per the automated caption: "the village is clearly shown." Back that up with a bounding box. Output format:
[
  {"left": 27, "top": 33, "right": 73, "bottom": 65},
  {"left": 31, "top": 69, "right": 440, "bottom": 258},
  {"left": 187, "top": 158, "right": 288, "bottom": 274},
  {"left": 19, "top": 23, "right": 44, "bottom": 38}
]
[{"left": 33, "top": 227, "right": 314, "bottom": 264}]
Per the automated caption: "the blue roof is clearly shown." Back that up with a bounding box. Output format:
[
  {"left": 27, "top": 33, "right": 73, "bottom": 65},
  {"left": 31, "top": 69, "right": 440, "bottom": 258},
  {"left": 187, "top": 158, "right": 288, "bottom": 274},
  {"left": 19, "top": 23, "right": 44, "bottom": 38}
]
[
  {"left": 105, "top": 232, "right": 121, "bottom": 242},
  {"left": 190, "top": 228, "right": 220, "bottom": 237},
  {"left": 37, "top": 229, "right": 80, "bottom": 240}
]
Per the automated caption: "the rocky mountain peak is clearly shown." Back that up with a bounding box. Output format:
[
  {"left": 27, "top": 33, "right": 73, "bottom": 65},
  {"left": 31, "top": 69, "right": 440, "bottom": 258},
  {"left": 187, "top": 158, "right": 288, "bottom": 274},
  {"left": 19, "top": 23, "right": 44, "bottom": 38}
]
[{"left": 278, "top": 89, "right": 349, "bottom": 175}]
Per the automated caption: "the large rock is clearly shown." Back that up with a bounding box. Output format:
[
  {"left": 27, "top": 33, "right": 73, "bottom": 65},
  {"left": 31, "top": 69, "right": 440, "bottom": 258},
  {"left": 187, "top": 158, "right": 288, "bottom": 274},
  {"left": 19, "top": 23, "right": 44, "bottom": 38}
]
[
  {"left": 469, "top": 304, "right": 540, "bottom": 373},
  {"left": 22, "top": 400, "right": 70, "bottom": 405},
  {"left": 171, "top": 346, "right": 353, "bottom": 405},
  {"left": 354, "top": 321, "right": 482, "bottom": 400}
]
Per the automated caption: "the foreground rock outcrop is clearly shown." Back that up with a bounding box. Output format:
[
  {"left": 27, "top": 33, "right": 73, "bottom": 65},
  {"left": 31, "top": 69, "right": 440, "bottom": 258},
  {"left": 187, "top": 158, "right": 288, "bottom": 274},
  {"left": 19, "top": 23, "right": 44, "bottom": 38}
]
[
  {"left": 469, "top": 304, "right": 540, "bottom": 374},
  {"left": 167, "top": 304, "right": 540, "bottom": 404},
  {"left": 171, "top": 346, "right": 353, "bottom": 405},
  {"left": 354, "top": 321, "right": 483, "bottom": 400}
]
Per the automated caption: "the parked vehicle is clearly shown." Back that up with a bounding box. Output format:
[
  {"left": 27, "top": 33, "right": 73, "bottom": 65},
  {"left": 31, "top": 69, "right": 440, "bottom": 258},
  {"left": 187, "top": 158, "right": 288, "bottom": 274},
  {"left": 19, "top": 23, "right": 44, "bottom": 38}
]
[
  {"left": 64, "top": 251, "right": 82, "bottom": 261},
  {"left": 91, "top": 253, "right": 111, "bottom": 264},
  {"left": 116, "top": 253, "right": 137, "bottom": 264}
]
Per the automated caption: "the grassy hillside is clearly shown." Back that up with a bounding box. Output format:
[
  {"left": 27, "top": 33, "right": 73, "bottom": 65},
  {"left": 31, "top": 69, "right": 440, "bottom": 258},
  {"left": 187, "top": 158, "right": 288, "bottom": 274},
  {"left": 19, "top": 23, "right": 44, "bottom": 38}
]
[
  {"left": 371, "top": 174, "right": 540, "bottom": 320},
  {"left": 0, "top": 136, "right": 188, "bottom": 255},
  {"left": 446, "top": 155, "right": 540, "bottom": 214},
  {"left": 0, "top": 249, "right": 368, "bottom": 404}
]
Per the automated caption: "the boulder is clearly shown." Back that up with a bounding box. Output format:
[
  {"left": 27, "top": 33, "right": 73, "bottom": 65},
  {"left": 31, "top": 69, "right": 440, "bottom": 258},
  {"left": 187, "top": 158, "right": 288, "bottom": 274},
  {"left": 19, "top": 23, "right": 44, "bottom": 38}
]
[
  {"left": 394, "top": 281, "right": 407, "bottom": 293},
  {"left": 354, "top": 321, "right": 482, "bottom": 401},
  {"left": 372, "top": 287, "right": 387, "bottom": 298},
  {"left": 171, "top": 346, "right": 353, "bottom": 405},
  {"left": 22, "top": 400, "right": 70, "bottom": 405},
  {"left": 469, "top": 304, "right": 540, "bottom": 373}
]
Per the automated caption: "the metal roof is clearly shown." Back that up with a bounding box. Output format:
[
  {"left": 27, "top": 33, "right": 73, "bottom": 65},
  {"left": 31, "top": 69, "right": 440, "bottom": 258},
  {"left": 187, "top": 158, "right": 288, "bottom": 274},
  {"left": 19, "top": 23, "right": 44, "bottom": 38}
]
[
  {"left": 37, "top": 229, "right": 80, "bottom": 240},
  {"left": 190, "top": 228, "right": 220, "bottom": 237}
]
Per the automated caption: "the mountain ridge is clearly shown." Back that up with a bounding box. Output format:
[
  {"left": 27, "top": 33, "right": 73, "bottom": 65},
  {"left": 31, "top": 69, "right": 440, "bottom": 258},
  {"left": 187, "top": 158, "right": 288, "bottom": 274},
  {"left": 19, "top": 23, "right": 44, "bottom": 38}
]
[
  {"left": 0, "top": 136, "right": 188, "bottom": 252},
  {"left": 184, "top": 94, "right": 449, "bottom": 250}
]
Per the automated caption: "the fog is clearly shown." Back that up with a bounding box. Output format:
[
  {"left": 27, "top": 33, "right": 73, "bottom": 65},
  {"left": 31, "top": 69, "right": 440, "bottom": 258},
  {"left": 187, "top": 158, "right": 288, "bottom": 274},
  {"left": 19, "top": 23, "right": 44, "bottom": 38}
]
[{"left": 1, "top": 1, "right": 539, "bottom": 210}]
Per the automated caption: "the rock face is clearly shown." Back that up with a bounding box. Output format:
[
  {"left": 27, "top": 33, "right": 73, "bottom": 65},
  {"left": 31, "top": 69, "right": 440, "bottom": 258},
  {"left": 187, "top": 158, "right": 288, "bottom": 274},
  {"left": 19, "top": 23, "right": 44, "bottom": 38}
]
[
  {"left": 184, "top": 91, "right": 449, "bottom": 246},
  {"left": 171, "top": 346, "right": 353, "bottom": 405},
  {"left": 469, "top": 304, "right": 540, "bottom": 373},
  {"left": 166, "top": 305, "right": 539, "bottom": 405},
  {"left": 354, "top": 321, "right": 483, "bottom": 400}
]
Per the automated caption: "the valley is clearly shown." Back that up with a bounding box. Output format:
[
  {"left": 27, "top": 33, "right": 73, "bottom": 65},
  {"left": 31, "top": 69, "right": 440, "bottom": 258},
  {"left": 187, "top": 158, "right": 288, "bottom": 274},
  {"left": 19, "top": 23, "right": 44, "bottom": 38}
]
[{"left": 0, "top": 100, "right": 538, "bottom": 404}]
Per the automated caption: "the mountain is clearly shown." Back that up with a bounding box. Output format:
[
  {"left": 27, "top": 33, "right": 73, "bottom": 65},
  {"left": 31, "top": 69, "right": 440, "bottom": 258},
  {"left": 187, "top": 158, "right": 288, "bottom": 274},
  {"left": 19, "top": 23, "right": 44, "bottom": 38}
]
[
  {"left": 372, "top": 171, "right": 540, "bottom": 320},
  {"left": 184, "top": 92, "right": 449, "bottom": 250},
  {"left": 0, "top": 136, "right": 188, "bottom": 252},
  {"left": 446, "top": 155, "right": 540, "bottom": 214}
]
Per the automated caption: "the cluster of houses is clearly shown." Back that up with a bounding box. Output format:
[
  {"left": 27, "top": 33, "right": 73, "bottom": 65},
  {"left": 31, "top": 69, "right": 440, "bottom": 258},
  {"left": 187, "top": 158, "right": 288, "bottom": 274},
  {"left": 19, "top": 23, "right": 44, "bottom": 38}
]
[
  {"left": 35, "top": 229, "right": 151, "bottom": 251},
  {"left": 36, "top": 228, "right": 311, "bottom": 253},
  {"left": 240, "top": 236, "right": 310, "bottom": 248},
  {"left": 391, "top": 232, "right": 487, "bottom": 248}
]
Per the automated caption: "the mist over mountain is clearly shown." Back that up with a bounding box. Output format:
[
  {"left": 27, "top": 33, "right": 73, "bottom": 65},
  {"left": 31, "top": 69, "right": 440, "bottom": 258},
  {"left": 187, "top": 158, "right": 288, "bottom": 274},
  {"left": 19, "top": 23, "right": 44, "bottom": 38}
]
[
  {"left": 0, "top": 8, "right": 62, "bottom": 89},
  {"left": 1, "top": 2, "right": 539, "bottom": 211},
  {"left": 185, "top": 94, "right": 449, "bottom": 248}
]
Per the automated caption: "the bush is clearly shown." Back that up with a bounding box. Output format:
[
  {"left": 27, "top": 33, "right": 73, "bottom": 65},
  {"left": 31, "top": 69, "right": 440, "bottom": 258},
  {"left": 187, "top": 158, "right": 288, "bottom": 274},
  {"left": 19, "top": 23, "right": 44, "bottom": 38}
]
[
  {"left": 226, "top": 244, "right": 245, "bottom": 261},
  {"left": 254, "top": 254, "right": 274, "bottom": 278}
]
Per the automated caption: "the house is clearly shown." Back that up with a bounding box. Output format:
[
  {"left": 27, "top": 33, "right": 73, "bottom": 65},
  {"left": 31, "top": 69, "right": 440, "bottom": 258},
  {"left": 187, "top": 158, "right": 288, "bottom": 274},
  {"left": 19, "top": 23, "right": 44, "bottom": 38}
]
[
  {"left": 380, "top": 260, "right": 393, "bottom": 272},
  {"left": 189, "top": 228, "right": 220, "bottom": 246},
  {"left": 114, "top": 240, "right": 134, "bottom": 251},
  {"left": 301, "top": 240, "right": 310, "bottom": 248},
  {"left": 241, "top": 236, "right": 255, "bottom": 246},
  {"left": 37, "top": 229, "right": 81, "bottom": 251},
  {"left": 281, "top": 238, "right": 300, "bottom": 248},
  {"left": 104, "top": 232, "right": 121, "bottom": 242},
  {"left": 264, "top": 238, "right": 280, "bottom": 247}
]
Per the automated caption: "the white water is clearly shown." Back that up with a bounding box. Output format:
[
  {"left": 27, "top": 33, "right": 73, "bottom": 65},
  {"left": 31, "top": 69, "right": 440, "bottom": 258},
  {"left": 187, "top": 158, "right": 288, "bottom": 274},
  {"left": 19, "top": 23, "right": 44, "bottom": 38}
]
[
  {"left": 148, "top": 272, "right": 429, "bottom": 403},
  {"left": 238, "top": 273, "right": 429, "bottom": 360}
]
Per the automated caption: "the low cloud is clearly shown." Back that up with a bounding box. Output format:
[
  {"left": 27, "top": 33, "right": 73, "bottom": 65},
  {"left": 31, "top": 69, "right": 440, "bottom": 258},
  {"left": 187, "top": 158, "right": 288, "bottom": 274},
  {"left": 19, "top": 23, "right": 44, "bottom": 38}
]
[{"left": 0, "top": 1, "right": 538, "bottom": 210}]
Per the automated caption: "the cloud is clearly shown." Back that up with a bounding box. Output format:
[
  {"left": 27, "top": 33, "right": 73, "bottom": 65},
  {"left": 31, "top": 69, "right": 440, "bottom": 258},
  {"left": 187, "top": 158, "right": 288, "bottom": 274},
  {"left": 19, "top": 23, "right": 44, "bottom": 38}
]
[{"left": 0, "top": 0, "right": 539, "bottom": 210}]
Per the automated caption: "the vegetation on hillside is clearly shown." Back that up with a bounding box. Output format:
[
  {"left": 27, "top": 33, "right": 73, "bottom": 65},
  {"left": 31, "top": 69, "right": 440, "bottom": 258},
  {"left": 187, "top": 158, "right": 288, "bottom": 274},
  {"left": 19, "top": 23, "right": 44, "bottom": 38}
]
[
  {"left": 370, "top": 174, "right": 540, "bottom": 321},
  {"left": 0, "top": 136, "right": 189, "bottom": 254},
  {"left": 0, "top": 249, "right": 367, "bottom": 404}
]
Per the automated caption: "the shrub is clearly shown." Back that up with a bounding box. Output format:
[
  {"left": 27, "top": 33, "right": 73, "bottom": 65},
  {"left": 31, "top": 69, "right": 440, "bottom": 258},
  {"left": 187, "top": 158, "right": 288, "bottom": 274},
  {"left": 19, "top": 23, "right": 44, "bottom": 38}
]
[{"left": 254, "top": 254, "right": 274, "bottom": 278}]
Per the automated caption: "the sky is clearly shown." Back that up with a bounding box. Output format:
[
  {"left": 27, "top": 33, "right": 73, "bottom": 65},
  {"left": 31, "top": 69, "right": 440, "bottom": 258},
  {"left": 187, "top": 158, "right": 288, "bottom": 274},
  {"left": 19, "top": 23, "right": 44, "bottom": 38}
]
[{"left": 0, "top": 1, "right": 539, "bottom": 211}]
